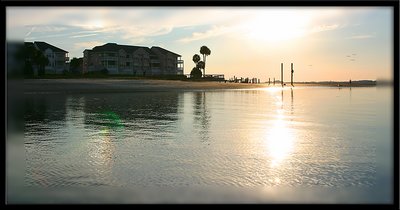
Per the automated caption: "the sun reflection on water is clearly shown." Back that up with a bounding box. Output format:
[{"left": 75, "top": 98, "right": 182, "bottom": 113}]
[
  {"left": 266, "top": 117, "right": 294, "bottom": 167},
  {"left": 264, "top": 89, "right": 295, "bottom": 168}
]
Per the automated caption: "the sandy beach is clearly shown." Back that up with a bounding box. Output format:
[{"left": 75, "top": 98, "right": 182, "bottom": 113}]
[{"left": 15, "top": 79, "right": 375, "bottom": 94}]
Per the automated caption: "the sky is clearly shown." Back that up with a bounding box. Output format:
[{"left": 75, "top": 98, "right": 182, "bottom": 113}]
[{"left": 6, "top": 7, "right": 393, "bottom": 81}]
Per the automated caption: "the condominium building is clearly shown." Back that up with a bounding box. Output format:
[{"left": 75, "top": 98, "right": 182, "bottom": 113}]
[
  {"left": 33, "top": 41, "right": 69, "bottom": 74},
  {"left": 83, "top": 43, "right": 184, "bottom": 75}
]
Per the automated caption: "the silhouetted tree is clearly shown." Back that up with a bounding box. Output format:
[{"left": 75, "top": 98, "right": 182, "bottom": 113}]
[
  {"left": 70, "top": 57, "right": 83, "bottom": 74},
  {"left": 200, "top": 46, "right": 211, "bottom": 77},
  {"left": 193, "top": 54, "right": 201, "bottom": 63},
  {"left": 20, "top": 43, "right": 49, "bottom": 77},
  {"left": 196, "top": 61, "right": 205, "bottom": 70},
  {"left": 35, "top": 52, "right": 49, "bottom": 76},
  {"left": 190, "top": 67, "right": 202, "bottom": 79}
]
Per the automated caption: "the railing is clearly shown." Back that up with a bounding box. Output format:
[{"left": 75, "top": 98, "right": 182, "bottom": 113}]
[
  {"left": 204, "top": 74, "right": 224, "bottom": 79},
  {"left": 184, "top": 74, "right": 225, "bottom": 80},
  {"left": 100, "top": 56, "right": 118, "bottom": 60}
]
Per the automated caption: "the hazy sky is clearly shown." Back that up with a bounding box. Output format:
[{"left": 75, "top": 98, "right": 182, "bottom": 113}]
[{"left": 6, "top": 7, "right": 393, "bottom": 81}]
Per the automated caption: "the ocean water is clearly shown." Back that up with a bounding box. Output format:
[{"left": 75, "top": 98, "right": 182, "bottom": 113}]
[{"left": 7, "top": 86, "right": 393, "bottom": 203}]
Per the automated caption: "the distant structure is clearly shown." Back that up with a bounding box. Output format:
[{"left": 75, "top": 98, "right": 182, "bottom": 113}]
[
  {"left": 291, "top": 63, "right": 294, "bottom": 87},
  {"left": 83, "top": 43, "right": 184, "bottom": 75},
  {"left": 281, "top": 63, "right": 284, "bottom": 87},
  {"left": 273, "top": 77, "right": 275, "bottom": 85},
  {"left": 26, "top": 41, "right": 69, "bottom": 74}
]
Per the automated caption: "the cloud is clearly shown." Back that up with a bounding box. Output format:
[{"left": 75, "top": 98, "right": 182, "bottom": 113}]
[
  {"left": 25, "top": 25, "right": 69, "bottom": 33},
  {"left": 70, "top": 34, "right": 98, "bottom": 38},
  {"left": 25, "top": 26, "right": 35, "bottom": 37},
  {"left": 7, "top": 7, "right": 377, "bottom": 59},
  {"left": 346, "top": 35, "right": 374, "bottom": 39},
  {"left": 8, "top": 7, "right": 250, "bottom": 45},
  {"left": 120, "top": 26, "right": 173, "bottom": 40},
  {"left": 125, "top": 37, "right": 155, "bottom": 45},
  {"left": 69, "top": 41, "right": 107, "bottom": 59},
  {"left": 28, "top": 33, "right": 70, "bottom": 39},
  {"left": 72, "top": 41, "right": 104, "bottom": 51},
  {"left": 178, "top": 25, "right": 232, "bottom": 43},
  {"left": 310, "top": 24, "right": 340, "bottom": 33}
]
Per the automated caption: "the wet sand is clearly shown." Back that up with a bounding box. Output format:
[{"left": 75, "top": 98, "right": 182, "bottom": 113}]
[{"left": 18, "top": 79, "right": 374, "bottom": 94}]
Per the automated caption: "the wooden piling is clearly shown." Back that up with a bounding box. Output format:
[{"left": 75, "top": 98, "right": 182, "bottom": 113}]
[
  {"left": 281, "top": 63, "right": 284, "bottom": 87},
  {"left": 291, "top": 63, "right": 294, "bottom": 87}
]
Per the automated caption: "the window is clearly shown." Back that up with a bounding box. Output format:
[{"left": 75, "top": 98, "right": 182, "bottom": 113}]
[
  {"left": 126, "top": 55, "right": 130, "bottom": 58},
  {"left": 108, "top": 61, "right": 116, "bottom": 66},
  {"left": 126, "top": 62, "right": 130, "bottom": 67}
]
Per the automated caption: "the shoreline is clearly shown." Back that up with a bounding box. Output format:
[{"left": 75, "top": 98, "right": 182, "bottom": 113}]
[{"left": 13, "top": 79, "right": 378, "bottom": 94}]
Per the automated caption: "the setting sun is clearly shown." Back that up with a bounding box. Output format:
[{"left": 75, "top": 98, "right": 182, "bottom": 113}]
[
  {"left": 244, "top": 11, "right": 311, "bottom": 43},
  {"left": 85, "top": 20, "right": 105, "bottom": 29}
]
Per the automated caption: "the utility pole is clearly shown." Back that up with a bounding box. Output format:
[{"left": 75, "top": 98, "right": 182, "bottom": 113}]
[
  {"left": 281, "top": 63, "right": 284, "bottom": 87},
  {"left": 291, "top": 63, "right": 294, "bottom": 87},
  {"left": 273, "top": 77, "right": 275, "bottom": 85},
  {"left": 268, "top": 78, "right": 271, "bottom": 85}
]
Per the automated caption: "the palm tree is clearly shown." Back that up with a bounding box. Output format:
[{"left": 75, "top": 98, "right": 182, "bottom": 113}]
[
  {"left": 192, "top": 54, "right": 201, "bottom": 64},
  {"left": 200, "top": 46, "right": 211, "bottom": 77},
  {"left": 196, "top": 61, "right": 204, "bottom": 70}
]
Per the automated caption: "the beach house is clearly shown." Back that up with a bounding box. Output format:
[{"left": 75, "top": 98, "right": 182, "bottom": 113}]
[
  {"left": 33, "top": 41, "right": 69, "bottom": 74},
  {"left": 83, "top": 43, "right": 184, "bottom": 76}
]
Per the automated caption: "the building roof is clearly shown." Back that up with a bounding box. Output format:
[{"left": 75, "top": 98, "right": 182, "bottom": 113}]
[
  {"left": 91, "top": 43, "right": 154, "bottom": 55},
  {"left": 151, "top": 46, "right": 181, "bottom": 56},
  {"left": 90, "top": 43, "right": 180, "bottom": 57},
  {"left": 34, "top": 41, "right": 68, "bottom": 53},
  {"left": 24, "top": 42, "right": 34, "bottom": 47}
]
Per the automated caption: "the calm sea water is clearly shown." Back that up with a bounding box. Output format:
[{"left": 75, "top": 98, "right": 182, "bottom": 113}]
[{"left": 7, "top": 86, "right": 393, "bottom": 203}]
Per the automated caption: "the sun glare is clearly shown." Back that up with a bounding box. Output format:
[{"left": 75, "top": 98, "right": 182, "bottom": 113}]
[
  {"left": 262, "top": 89, "right": 296, "bottom": 167},
  {"left": 85, "top": 20, "right": 104, "bottom": 29},
  {"left": 244, "top": 11, "right": 311, "bottom": 43},
  {"left": 266, "top": 116, "right": 294, "bottom": 167}
]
